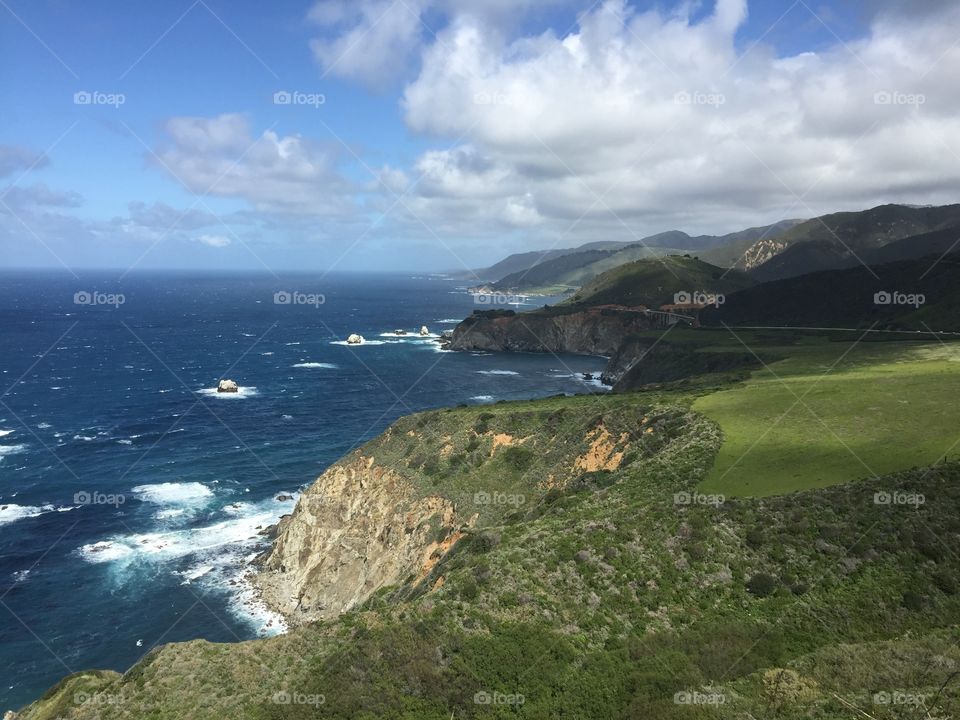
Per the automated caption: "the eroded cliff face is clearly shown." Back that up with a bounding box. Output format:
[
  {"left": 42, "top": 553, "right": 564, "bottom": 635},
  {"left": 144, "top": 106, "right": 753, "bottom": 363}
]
[
  {"left": 253, "top": 452, "right": 467, "bottom": 626},
  {"left": 449, "top": 309, "right": 659, "bottom": 357}
]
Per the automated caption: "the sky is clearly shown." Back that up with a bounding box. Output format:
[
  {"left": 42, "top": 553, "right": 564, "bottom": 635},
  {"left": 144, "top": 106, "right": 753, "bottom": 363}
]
[{"left": 1, "top": 0, "right": 959, "bottom": 274}]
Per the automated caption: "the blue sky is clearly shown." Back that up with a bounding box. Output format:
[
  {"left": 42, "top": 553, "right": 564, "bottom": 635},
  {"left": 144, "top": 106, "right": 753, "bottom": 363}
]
[{"left": 2, "top": 0, "right": 958, "bottom": 273}]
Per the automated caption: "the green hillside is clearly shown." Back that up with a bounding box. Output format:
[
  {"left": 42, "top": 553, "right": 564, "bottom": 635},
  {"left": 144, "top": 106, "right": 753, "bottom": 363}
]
[
  {"left": 704, "top": 253, "right": 960, "bottom": 331},
  {"left": 697, "top": 340, "right": 960, "bottom": 495},
  {"left": 563, "top": 255, "right": 755, "bottom": 308}
]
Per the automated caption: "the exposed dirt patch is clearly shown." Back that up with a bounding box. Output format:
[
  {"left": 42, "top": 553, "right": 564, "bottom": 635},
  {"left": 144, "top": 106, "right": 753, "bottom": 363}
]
[{"left": 573, "top": 426, "right": 629, "bottom": 472}]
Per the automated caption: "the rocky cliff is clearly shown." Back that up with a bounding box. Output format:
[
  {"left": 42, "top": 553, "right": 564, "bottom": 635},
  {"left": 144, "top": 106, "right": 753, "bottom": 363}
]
[
  {"left": 254, "top": 452, "right": 468, "bottom": 626},
  {"left": 449, "top": 308, "right": 661, "bottom": 358}
]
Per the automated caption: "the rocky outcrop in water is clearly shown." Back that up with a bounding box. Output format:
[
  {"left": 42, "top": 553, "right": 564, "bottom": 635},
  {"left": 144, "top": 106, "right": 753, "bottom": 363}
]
[{"left": 217, "top": 379, "right": 238, "bottom": 393}]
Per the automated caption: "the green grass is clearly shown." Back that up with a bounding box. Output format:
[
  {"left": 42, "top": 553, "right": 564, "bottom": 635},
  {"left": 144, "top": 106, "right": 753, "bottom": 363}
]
[{"left": 696, "top": 340, "right": 960, "bottom": 496}]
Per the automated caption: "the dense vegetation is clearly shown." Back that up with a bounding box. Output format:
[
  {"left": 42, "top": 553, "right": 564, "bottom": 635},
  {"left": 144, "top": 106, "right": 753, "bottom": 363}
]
[
  {"left": 563, "top": 255, "right": 754, "bottom": 309},
  {"left": 705, "top": 253, "right": 960, "bottom": 331}
]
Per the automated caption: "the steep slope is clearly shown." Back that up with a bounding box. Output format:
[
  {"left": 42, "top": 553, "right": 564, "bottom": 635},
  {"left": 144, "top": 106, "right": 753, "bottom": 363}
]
[
  {"left": 750, "top": 225, "right": 960, "bottom": 282},
  {"left": 566, "top": 255, "right": 754, "bottom": 307},
  {"left": 705, "top": 252, "right": 960, "bottom": 330},
  {"left": 699, "top": 219, "right": 805, "bottom": 268},
  {"left": 713, "top": 203, "right": 960, "bottom": 275}
]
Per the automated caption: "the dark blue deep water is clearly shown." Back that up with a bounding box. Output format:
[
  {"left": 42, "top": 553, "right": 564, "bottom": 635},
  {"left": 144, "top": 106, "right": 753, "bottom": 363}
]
[{"left": 0, "top": 271, "right": 606, "bottom": 709}]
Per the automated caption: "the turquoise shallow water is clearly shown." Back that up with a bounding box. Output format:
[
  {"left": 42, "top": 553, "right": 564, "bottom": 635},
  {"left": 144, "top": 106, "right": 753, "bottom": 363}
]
[{"left": 0, "top": 270, "right": 607, "bottom": 709}]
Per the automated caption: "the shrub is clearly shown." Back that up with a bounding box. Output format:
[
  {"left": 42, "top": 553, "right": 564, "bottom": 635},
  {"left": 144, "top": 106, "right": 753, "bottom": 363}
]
[
  {"left": 933, "top": 569, "right": 957, "bottom": 595},
  {"left": 745, "top": 528, "right": 765, "bottom": 549},
  {"left": 472, "top": 531, "right": 501, "bottom": 553},
  {"left": 901, "top": 590, "right": 925, "bottom": 611},
  {"left": 501, "top": 445, "right": 534, "bottom": 473},
  {"left": 746, "top": 573, "right": 778, "bottom": 598},
  {"left": 459, "top": 576, "right": 479, "bottom": 600}
]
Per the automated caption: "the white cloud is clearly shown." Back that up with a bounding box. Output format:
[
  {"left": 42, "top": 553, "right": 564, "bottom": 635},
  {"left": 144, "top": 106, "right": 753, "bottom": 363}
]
[
  {"left": 387, "top": 0, "right": 960, "bottom": 244},
  {"left": 306, "top": 0, "right": 577, "bottom": 90},
  {"left": 156, "top": 113, "right": 352, "bottom": 216},
  {"left": 194, "top": 233, "right": 232, "bottom": 248}
]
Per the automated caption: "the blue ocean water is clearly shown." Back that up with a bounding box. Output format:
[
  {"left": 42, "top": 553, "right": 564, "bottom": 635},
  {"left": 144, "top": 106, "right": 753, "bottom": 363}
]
[{"left": 0, "top": 271, "right": 607, "bottom": 709}]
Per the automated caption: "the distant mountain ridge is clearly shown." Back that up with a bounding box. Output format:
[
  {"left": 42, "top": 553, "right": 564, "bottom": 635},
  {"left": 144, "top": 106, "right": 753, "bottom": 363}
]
[
  {"left": 739, "top": 204, "right": 960, "bottom": 280},
  {"left": 749, "top": 218, "right": 960, "bottom": 282},
  {"left": 475, "top": 220, "right": 801, "bottom": 293}
]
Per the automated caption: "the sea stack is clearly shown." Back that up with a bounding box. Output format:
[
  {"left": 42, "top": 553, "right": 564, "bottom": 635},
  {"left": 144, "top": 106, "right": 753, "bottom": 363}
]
[
  {"left": 217, "top": 379, "right": 239, "bottom": 393},
  {"left": 346, "top": 334, "right": 364, "bottom": 345},
  {"left": 419, "top": 325, "right": 430, "bottom": 336}
]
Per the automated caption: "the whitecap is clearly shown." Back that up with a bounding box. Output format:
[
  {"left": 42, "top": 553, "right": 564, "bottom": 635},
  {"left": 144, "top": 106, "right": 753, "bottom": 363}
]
[
  {"left": 36, "top": 423, "right": 52, "bottom": 429},
  {"left": 78, "top": 494, "right": 297, "bottom": 634},
  {"left": 117, "top": 439, "right": 133, "bottom": 445},
  {"left": 470, "top": 395, "right": 495, "bottom": 403},
  {"left": 0, "top": 503, "right": 56, "bottom": 526},
  {"left": 291, "top": 362, "right": 338, "bottom": 369},
  {"left": 0, "top": 429, "right": 15, "bottom": 438},
  {"left": 476, "top": 370, "right": 520, "bottom": 376},
  {"left": 0, "top": 504, "right": 43, "bottom": 525},
  {"left": 132, "top": 482, "right": 214, "bottom": 506},
  {"left": 0, "top": 444, "right": 27, "bottom": 460},
  {"left": 435, "top": 318, "right": 462, "bottom": 324},
  {"left": 72, "top": 435, "right": 95, "bottom": 441},
  {"left": 179, "top": 565, "right": 214, "bottom": 584},
  {"left": 197, "top": 386, "right": 259, "bottom": 399},
  {"left": 330, "top": 339, "right": 386, "bottom": 346}
]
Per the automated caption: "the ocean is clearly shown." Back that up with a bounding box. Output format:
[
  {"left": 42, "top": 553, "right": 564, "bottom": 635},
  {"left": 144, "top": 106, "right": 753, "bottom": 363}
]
[{"left": 0, "top": 271, "right": 607, "bottom": 709}]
